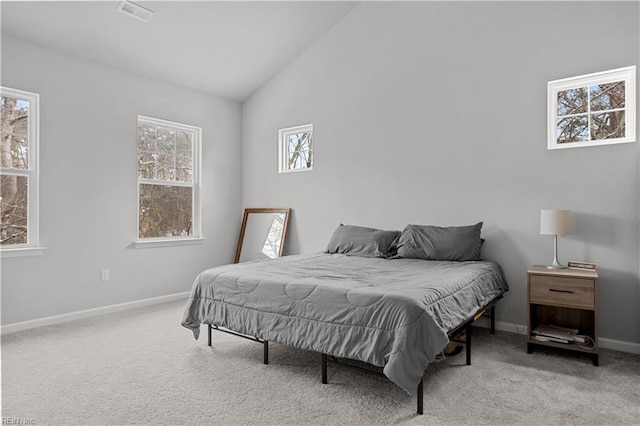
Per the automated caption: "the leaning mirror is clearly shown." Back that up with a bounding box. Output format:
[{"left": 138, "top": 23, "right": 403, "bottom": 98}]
[{"left": 234, "top": 208, "right": 291, "bottom": 263}]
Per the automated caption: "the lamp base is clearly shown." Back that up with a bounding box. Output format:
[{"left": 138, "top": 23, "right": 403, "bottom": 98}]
[
  {"left": 546, "top": 235, "right": 566, "bottom": 269},
  {"left": 546, "top": 258, "right": 566, "bottom": 269}
]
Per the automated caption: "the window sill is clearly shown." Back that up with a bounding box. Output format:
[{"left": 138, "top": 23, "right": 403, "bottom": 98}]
[
  {"left": 278, "top": 167, "right": 313, "bottom": 174},
  {"left": 1, "top": 247, "right": 47, "bottom": 258},
  {"left": 133, "top": 237, "right": 206, "bottom": 249}
]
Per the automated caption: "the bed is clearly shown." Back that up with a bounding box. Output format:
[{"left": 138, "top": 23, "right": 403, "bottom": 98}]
[{"left": 181, "top": 223, "right": 509, "bottom": 414}]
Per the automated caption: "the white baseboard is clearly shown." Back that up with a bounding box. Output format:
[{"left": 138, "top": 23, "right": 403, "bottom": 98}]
[
  {"left": 474, "top": 318, "right": 640, "bottom": 355},
  {"left": 597, "top": 337, "right": 640, "bottom": 354},
  {"left": 1, "top": 291, "right": 190, "bottom": 335}
]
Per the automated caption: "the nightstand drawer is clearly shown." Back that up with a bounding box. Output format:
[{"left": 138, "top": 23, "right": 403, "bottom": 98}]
[{"left": 529, "top": 275, "right": 595, "bottom": 309}]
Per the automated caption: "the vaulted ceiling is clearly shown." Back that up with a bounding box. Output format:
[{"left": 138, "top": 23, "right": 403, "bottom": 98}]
[{"left": 1, "top": 1, "right": 359, "bottom": 102}]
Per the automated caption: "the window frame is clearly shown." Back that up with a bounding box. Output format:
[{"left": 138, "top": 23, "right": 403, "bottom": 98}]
[
  {"left": 548, "top": 66, "right": 636, "bottom": 150},
  {"left": 134, "top": 115, "right": 203, "bottom": 248},
  {"left": 0, "top": 86, "right": 44, "bottom": 258},
  {"left": 278, "top": 123, "right": 314, "bottom": 173}
]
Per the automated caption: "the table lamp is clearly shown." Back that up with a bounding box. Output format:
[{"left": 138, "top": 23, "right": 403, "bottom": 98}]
[{"left": 540, "top": 209, "right": 572, "bottom": 269}]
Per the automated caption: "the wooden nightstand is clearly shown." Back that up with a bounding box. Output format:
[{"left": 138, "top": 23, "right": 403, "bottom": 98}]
[{"left": 527, "top": 265, "right": 599, "bottom": 366}]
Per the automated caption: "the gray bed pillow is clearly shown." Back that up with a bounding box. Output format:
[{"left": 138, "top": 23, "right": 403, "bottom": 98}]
[
  {"left": 392, "top": 222, "right": 483, "bottom": 261},
  {"left": 326, "top": 224, "right": 400, "bottom": 258}
]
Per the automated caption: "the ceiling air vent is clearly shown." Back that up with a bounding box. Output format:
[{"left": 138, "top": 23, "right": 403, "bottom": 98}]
[{"left": 117, "top": 0, "right": 154, "bottom": 23}]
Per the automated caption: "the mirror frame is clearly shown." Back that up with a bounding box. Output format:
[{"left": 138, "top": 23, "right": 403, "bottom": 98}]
[{"left": 234, "top": 208, "right": 291, "bottom": 263}]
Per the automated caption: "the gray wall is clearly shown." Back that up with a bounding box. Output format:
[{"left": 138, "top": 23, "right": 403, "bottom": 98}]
[
  {"left": 1, "top": 36, "right": 242, "bottom": 324},
  {"left": 242, "top": 2, "right": 640, "bottom": 346}
]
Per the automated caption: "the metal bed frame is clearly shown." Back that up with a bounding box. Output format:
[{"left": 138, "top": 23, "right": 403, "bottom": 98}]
[{"left": 207, "top": 297, "right": 501, "bottom": 415}]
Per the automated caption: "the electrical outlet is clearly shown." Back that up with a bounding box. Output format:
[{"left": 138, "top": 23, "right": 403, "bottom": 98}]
[{"left": 101, "top": 269, "right": 110, "bottom": 282}]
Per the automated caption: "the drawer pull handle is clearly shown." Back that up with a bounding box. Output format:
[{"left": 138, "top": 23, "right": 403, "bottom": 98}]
[{"left": 549, "top": 288, "right": 574, "bottom": 294}]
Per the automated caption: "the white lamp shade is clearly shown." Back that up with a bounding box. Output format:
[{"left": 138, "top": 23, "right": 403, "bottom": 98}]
[{"left": 540, "top": 209, "right": 572, "bottom": 235}]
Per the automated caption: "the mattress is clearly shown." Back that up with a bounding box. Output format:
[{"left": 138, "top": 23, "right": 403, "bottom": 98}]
[{"left": 181, "top": 253, "right": 508, "bottom": 395}]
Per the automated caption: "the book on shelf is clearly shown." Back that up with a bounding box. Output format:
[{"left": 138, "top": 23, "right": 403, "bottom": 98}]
[
  {"left": 567, "top": 261, "right": 597, "bottom": 271},
  {"left": 532, "top": 334, "right": 570, "bottom": 344},
  {"left": 532, "top": 324, "right": 579, "bottom": 344}
]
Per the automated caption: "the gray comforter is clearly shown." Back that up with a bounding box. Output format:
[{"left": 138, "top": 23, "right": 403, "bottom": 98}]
[{"left": 181, "top": 253, "right": 508, "bottom": 395}]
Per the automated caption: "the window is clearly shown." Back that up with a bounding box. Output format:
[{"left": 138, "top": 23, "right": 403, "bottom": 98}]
[
  {"left": 1, "top": 87, "right": 42, "bottom": 256},
  {"left": 278, "top": 124, "right": 313, "bottom": 173},
  {"left": 548, "top": 66, "right": 636, "bottom": 150},
  {"left": 136, "top": 116, "right": 201, "bottom": 244}
]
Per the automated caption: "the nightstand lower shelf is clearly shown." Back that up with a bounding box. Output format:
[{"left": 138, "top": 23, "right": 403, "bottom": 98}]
[{"left": 527, "top": 338, "right": 599, "bottom": 366}]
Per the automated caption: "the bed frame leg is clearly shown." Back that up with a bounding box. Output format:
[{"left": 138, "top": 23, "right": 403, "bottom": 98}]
[
  {"left": 417, "top": 377, "right": 423, "bottom": 415},
  {"left": 490, "top": 306, "right": 496, "bottom": 334},
  {"left": 263, "top": 341, "right": 269, "bottom": 364},
  {"left": 466, "top": 324, "right": 472, "bottom": 366},
  {"left": 321, "top": 354, "right": 328, "bottom": 384},
  {"left": 207, "top": 324, "right": 212, "bottom": 347}
]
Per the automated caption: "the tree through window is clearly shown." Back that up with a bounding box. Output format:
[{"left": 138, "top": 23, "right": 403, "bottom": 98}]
[
  {"left": 278, "top": 124, "right": 313, "bottom": 173},
  {"left": 137, "top": 116, "right": 201, "bottom": 240},
  {"left": 1, "top": 87, "right": 39, "bottom": 249},
  {"left": 548, "top": 66, "right": 635, "bottom": 149}
]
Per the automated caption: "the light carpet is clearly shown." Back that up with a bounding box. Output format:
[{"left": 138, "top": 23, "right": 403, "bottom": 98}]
[{"left": 1, "top": 299, "right": 639, "bottom": 425}]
